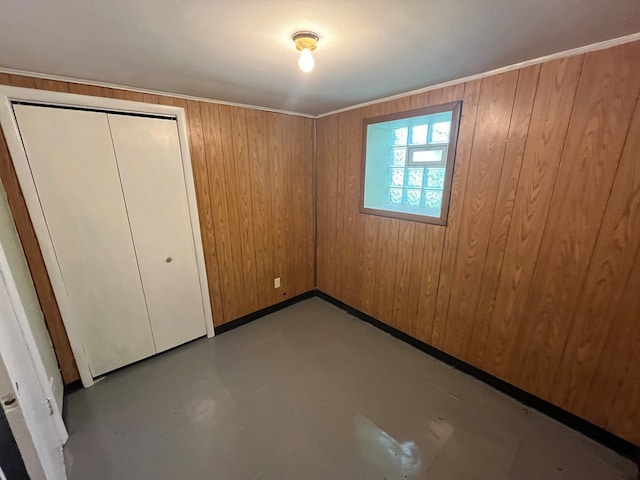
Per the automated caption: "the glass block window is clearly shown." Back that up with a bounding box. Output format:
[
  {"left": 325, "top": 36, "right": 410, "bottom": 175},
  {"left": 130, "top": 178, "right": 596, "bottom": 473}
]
[{"left": 361, "top": 102, "right": 461, "bottom": 225}]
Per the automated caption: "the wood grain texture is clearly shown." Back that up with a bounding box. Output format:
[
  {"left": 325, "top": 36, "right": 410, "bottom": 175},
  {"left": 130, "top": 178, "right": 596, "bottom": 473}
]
[
  {"left": 510, "top": 42, "right": 640, "bottom": 399},
  {"left": 584, "top": 252, "right": 640, "bottom": 445},
  {"left": 0, "top": 75, "right": 315, "bottom": 382},
  {"left": 67, "top": 84, "right": 114, "bottom": 98},
  {"left": 316, "top": 115, "right": 340, "bottom": 298},
  {"left": 442, "top": 71, "right": 519, "bottom": 360},
  {"left": 181, "top": 99, "right": 225, "bottom": 326},
  {"left": 356, "top": 102, "right": 387, "bottom": 315},
  {"left": 268, "top": 112, "right": 286, "bottom": 302},
  {"left": 228, "top": 106, "right": 259, "bottom": 313},
  {"left": 141, "top": 93, "right": 160, "bottom": 104},
  {"left": 33, "top": 79, "right": 69, "bottom": 92},
  {"left": 430, "top": 79, "right": 481, "bottom": 348},
  {"left": 550, "top": 81, "right": 640, "bottom": 413},
  {"left": 315, "top": 40, "right": 640, "bottom": 444},
  {"left": 8, "top": 75, "right": 36, "bottom": 88},
  {"left": 111, "top": 90, "right": 145, "bottom": 102},
  {"left": 399, "top": 91, "right": 437, "bottom": 339},
  {"left": 246, "top": 109, "right": 271, "bottom": 307},
  {"left": 314, "top": 116, "right": 331, "bottom": 295},
  {"left": 371, "top": 217, "right": 400, "bottom": 323},
  {"left": 413, "top": 86, "right": 464, "bottom": 343},
  {"left": 200, "top": 103, "right": 240, "bottom": 320},
  {"left": 481, "top": 56, "right": 584, "bottom": 380},
  {"left": 466, "top": 65, "right": 540, "bottom": 367},
  {"left": 338, "top": 110, "right": 362, "bottom": 308}
]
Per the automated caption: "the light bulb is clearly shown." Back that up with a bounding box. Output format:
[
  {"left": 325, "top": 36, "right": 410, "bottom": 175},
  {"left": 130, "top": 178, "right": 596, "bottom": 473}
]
[{"left": 298, "top": 48, "right": 315, "bottom": 72}]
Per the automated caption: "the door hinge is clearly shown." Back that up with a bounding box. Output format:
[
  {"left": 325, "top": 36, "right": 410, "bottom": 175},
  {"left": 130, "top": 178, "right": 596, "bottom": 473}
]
[{"left": 46, "top": 397, "right": 54, "bottom": 416}]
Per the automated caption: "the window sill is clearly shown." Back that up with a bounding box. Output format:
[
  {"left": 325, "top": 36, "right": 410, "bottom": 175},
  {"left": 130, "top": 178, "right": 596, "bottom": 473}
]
[{"left": 360, "top": 204, "right": 447, "bottom": 225}]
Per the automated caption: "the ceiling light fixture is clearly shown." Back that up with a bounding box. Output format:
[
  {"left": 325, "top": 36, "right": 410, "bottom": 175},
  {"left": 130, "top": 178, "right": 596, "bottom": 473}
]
[{"left": 292, "top": 31, "right": 319, "bottom": 73}]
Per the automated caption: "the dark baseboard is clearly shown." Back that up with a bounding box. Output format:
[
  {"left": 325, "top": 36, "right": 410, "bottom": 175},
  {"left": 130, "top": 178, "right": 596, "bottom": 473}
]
[
  {"left": 315, "top": 290, "right": 639, "bottom": 463},
  {"left": 214, "top": 290, "right": 316, "bottom": 334}
]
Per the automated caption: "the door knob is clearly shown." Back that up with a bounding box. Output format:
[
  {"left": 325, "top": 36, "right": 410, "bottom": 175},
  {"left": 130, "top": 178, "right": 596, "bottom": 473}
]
[{"left": 165, "top": 257, "right": 172, "bottom": 263}]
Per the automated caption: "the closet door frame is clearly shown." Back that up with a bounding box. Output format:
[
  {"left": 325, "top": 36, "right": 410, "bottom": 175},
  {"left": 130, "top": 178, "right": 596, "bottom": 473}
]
[{"left": 0, "top": 86, "right": 215, "bottom": 387}]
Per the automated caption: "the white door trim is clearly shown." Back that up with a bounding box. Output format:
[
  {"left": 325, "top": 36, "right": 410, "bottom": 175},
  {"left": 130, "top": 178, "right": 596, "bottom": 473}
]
[
  {"left": 0, "top": 86, "right": 215, "bottom": 387},
  {"left": 0, "top": 242, "right": 66, "bottom": 480},
  {"left": 0, "top": 216, "right": 67, "bottom": 443}
]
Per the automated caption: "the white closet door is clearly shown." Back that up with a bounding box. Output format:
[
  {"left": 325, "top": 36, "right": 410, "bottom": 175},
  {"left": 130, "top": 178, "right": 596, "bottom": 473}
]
[
  {"left": 13, "top": 105, "right": 156, "bottom": 377},
  {"left": 108, "top": 114, "right": 206, "bottom": 352}
]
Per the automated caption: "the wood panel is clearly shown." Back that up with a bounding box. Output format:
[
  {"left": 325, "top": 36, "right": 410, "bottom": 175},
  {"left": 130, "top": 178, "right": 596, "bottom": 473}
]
[
  {"left": 67, "top": 84, "right": 114, "bottom": 98},
  {"left": 178, "top": 99, "right": 225, "bottom": 325},
  {"left": 227, "top": 106, "right": 259, "bottom": 313},
  {"left": 510, "top": 42, "right": 640, "bottom": 398},
  {"left": 111, "top": 90, "right": 145, "bottom": 102},
  {"left": 467, "top": 65, "right": 540, "bottom": 366},
  {"left": 585, "top": 252, "right": 640, "bottom": 441},
  {"left": 413, "top": 86, "right": 463, "bottom": 343},
  {"left": 430, "top": 80, "right": 481, "bottom": 348},
  {"left": 338, "top": 110, "right": 362, "bottom": 308},
  {"left": 315, "top": 115, "right": 340, "bottom": 297},
  {"left": 246, "top": 109, "right": 272, "bottom": 307},
  {"left": 315, "top": 40, "right": 640, "bottom": 445},
  {"left": 550, "top": 85, "right": 640, "bottom": 413},
  {"left": 33, "top": 79, "right": 69, "bottom": 92},
  {"left": 0, "top": 75, "right": 315, "bottom": 383},
  {"left": 8, "top": 75, "right": 36, "bottom": 88},
  {"left": 441, "top": 71, "right": 519, "bottom": 360},
  {"left": 268, "top": 112, "right": 286, "bottom": 303},
  {"left": 481, "top": 56, "right": 584, "bottom": 380}
]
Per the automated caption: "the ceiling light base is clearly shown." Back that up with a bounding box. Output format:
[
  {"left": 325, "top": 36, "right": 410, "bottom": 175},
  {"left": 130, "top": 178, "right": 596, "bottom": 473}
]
[{"left": 292, "top": 31, "right": 319, "bottom": 51}]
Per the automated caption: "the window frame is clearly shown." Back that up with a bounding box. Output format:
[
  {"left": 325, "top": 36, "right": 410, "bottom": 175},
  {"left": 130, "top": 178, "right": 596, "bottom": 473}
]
[{"left": 359, "top": 101, "right": 462, "bottom": 226}]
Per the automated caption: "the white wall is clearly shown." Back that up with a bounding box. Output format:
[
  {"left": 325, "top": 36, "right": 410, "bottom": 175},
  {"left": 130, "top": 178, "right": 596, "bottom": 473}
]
[{"left": 0, "top": 182, "right": 62, "bottom": 409}]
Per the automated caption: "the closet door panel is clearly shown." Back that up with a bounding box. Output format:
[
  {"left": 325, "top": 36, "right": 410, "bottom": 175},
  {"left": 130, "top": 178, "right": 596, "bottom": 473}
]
[
  {"left": 108, "top": 114, "right": 206, "bottom": 352},
  {"left": 13, "top": 105, "right": 156, "bottom": 376}
]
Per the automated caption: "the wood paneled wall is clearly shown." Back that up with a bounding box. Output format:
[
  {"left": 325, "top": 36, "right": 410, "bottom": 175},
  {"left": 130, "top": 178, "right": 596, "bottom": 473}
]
[
  {"left": 316, "top": 40, "right": 640, "bottom": 445},
  {"left": 0, "top": 75, "right": 315, "bottom": 384}
]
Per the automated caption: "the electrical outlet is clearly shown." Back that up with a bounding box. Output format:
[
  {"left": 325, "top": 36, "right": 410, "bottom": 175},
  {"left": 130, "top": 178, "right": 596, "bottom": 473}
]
[{"left": 274, "top": 277, "right": 281, "bottom": 288}]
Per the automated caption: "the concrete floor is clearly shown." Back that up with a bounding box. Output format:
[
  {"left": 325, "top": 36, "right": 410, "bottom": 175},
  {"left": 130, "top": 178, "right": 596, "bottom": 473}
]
[{"left": 64, "top": 297, "right": 637, "bottom": 479}]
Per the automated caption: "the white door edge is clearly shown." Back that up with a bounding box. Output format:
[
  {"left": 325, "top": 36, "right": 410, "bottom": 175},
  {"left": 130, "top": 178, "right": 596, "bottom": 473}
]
[
  {"left": 0, "top": 214, "right": 67, "bottom": 443},
  {"left": 0, "top": 245, "right": 66, "bottom": 480}
]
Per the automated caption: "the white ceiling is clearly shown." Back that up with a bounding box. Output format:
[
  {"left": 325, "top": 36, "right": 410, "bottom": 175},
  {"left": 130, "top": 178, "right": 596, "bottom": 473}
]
[{"left": 1, "top": 1, "right": 639, "bottom": 116}]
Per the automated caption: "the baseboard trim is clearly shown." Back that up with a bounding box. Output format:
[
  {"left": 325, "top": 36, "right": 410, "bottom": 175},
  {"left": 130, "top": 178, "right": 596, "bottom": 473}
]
[
  {"left": 214, "top": 290, "right": 316, "bottom": 334},
  {"left": 315, "top": 290, "right": 639, "bottom": 462}
]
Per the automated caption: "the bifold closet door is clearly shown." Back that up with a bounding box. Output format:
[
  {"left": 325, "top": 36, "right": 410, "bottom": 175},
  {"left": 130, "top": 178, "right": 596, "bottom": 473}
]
[
  {"left": 13, "top": 105, "right": 156, "bottom": 377},
  {"left": 107, "top": 114, "right": 206, "bottom": 352}
]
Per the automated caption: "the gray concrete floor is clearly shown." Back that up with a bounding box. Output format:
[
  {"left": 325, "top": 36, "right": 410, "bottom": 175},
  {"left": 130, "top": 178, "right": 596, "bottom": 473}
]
[{"left": 64, "top": 297, "right": 637, "bottom": 479}]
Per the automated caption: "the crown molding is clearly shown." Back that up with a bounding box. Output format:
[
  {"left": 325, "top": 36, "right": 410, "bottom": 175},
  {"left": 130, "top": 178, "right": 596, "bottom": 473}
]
[
  {"left": 316, "top": 32, "right": 640, "bottom": 118},
  {"left": 0, "top": 67, "right": 315, "bottom": 119}
]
